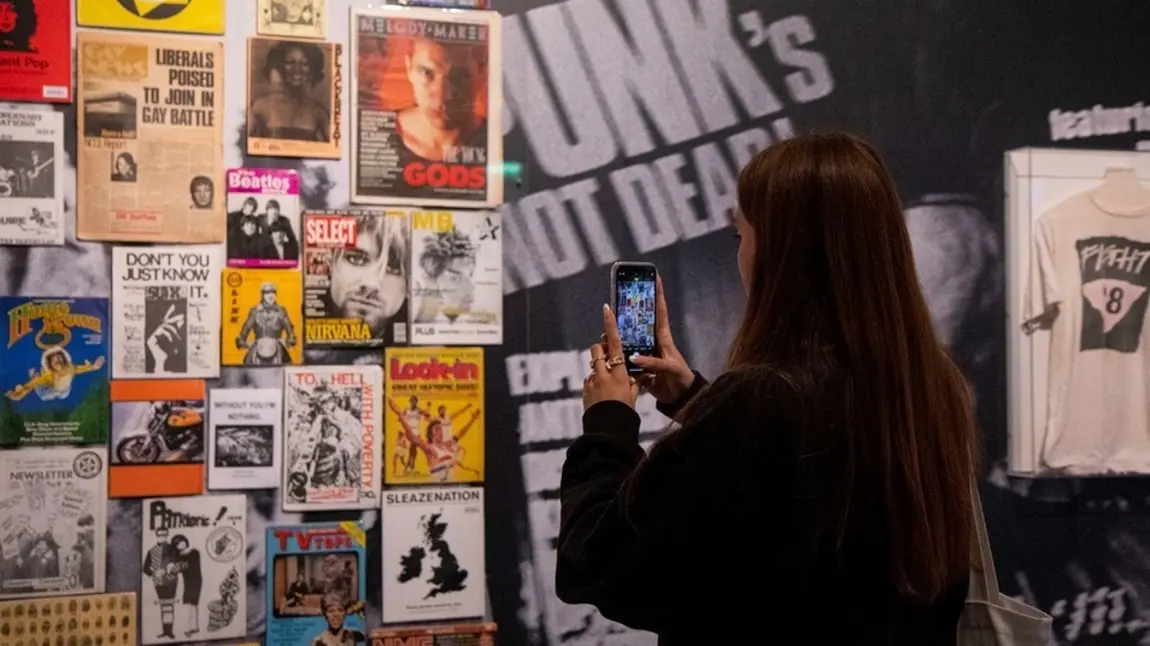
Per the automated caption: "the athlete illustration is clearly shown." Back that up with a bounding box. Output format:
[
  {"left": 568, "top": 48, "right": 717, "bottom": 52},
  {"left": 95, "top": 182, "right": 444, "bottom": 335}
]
[
  {"left": 391, "top": 395, "right": 431, "bottom": 477},
  {"left": 5, "top": 346, "right": 104, "bottom": 402},
  {"left": 387, "top": 398, "right": 481, "bottom": 481}
]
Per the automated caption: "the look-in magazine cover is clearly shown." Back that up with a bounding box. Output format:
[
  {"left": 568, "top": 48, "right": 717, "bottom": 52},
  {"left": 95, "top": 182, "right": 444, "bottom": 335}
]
[
  {"left": 381, "top": 486, "right": 485, "bottom": 624},
  {"left": 0, "top": 592, "right": 137, "bottom": 645},
  {"left": 0, "top": 108, "right": 65, "bottom": 246},
  {"left": 226, "top": 168, "right": 302, "bottom": 268},
  {"left": 109, "top": 380, "right": 205, "bottom": 499},
  {"left": 0, "top": 297, "right": 109, "bottom": 447},
  {"left": 266, "top": 522, "right": 366, "bottom": 646},
  {"left": 384, "top": 347, "right": 484, "bottom": 485},
  {"left": 409, "top": 209, "right": 502, "bottom": 345},
  {"left": 221, "top": 268, "right": 303, "bottom": 367},
  {"left": 0, "top": 447, "right": 107, "bottom": 600},
  {"left": 0, "top": 0, "right": 71, "bottom": 102},
  {"left": 369, "top": 623, "right": 497, "bottom": 646},
  {"left": 139, "top": 495, "right": 246, "bottom": 644},
  {"left": 282, "top": 366, "right": 382, "bottom": 511}
]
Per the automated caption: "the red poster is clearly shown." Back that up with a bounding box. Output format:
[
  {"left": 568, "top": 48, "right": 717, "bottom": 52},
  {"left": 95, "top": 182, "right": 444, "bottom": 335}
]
[{"left": 0, "top": 0, "right": 71, "bottom": 103}]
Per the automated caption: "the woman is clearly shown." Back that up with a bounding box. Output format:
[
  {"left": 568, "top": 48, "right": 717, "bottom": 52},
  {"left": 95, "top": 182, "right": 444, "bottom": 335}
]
[
  {"left": 249, "top": 41, "right": 331, "bottom": 143},
  {"left": 560, "top": 133, "right": 975, "bottom": 643}
]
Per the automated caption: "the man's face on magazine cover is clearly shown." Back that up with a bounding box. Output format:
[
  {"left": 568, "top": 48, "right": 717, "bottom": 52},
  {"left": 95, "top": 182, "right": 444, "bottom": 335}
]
[{"left": 0, "top": 2, "right": 17, "bottom": 34}]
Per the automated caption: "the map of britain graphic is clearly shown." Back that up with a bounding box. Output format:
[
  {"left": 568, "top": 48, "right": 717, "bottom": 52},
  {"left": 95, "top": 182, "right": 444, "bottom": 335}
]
[{"left": 396, "top": 513, "right": 468, "bottom": 599}]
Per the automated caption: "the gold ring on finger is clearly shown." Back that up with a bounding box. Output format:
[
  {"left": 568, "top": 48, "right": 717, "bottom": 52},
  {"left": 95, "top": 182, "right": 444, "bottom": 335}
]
[
  {"left": 606, "top": 356, "right": 626, "bottom": 370},
  {"left": 588, "top": 356, "right": 606, "bottom": 370}
]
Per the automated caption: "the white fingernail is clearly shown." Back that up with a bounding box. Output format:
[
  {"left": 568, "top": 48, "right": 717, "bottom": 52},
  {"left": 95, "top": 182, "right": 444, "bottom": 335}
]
[
  {"left": 630, "top": 353, "right": 638, "bottom": 360},
  {"left": 603, "top": 303, "right": 610, "bottom": 310}
]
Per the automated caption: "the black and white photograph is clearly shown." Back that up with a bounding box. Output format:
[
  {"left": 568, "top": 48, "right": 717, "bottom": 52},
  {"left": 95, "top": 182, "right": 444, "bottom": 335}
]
[
  {"left": 80, "top": 92, "right": 137, "bottom": 139},
  {"left": 0, "top": 108, "right": 62, "bottom": 245},
  {"left": 226, "top": 195, "right": 301, "bottom": 267},
  {"left": 215, "top": 426, "right": 273, "bottom": 468},
  {"left": 110, "top": 150, "right": 137, "bottom": 183},
  {"left": 144, "top": 290, "right": 189, "bottom": 376},
  {"left": 0, "top": 141, "right": 53, "bottom": 198},
  {"left": 111, "top": 400, "right": 206, "bottom": 467},
  {"left": 246, "top": 36, "right": 341, "bottom": 159},
  {"left": 257, "top": 0, "right": 325, "bottom": 39},
  {"left": 189, "top": 176, "right": 215, "bottom": 210}
]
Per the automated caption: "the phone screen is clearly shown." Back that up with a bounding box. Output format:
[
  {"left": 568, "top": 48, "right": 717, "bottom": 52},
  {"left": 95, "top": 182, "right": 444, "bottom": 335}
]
[{"left": 614, "top": 264, "right": 657, "bottom": 373}]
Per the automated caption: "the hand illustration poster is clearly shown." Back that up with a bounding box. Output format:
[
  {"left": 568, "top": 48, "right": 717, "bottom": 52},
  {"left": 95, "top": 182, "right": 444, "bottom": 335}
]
[
  {"left": 109, "top": 379, "right": 205, "bottom": 499},
  {"left": 221, "top": 268, "right": 304, "bottom": 367},
  {"left": 257, "top": 0, "right": 326, "bottom": 40},
  {"left": 0, "top": 0, "right": 71, "bottom": 102},
  {"left": 208, "top": 388, "right": 281, "bottom": 490},
  {"left": 140, "top": 495, "right": 246, "bottom": 644},
  {"left": 246, "top": 36, "right": 341, "bottom": 159},
  {"left": 0, "top": 108, "right": 65, "bottom": 246},
  {"left": 77, "top": 0, "right": 225, "bottom": 35}
]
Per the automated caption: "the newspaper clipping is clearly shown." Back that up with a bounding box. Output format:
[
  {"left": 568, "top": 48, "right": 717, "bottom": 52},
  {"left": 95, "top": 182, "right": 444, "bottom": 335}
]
[
  {"left": 303, "top": 209, "right": 410, "bottom": 351},
  {"left": 221, "top": 268, "right": 303, "bottom": 367},
  {"left": 257, "top": 0, "right": 326, "bottom": 40},
  {"left": 351, "top": 7, "right": 503, "bottom": 208},
  {"left": 282, "top": 366, "right": 382, "bottom": 512},
  {"left": 76, "top": 32, "right": 225, "bottom": 242},
  {"left": 410, "top": 209, "right": 502, "bottom": 345},
  {"left": 208, "top": 388, "right": 281, "bottom": 490},
  {"left": 226, "top": 168, "right": 301, "bottom": 268},
  {"left": 0, "top": 108, "right": 64, "bottom": 246},
  {"left": 0, "top": 447, "right": 108, "bottom": 600},
  {"left": 247, "top": 36, "right": 342, "bottom": 159},
  {"left": 112, "top": 246, "right": 223, "bottom": 379},
  {"left": 0, "top": 0, "right": 71, "bottom": 103}
]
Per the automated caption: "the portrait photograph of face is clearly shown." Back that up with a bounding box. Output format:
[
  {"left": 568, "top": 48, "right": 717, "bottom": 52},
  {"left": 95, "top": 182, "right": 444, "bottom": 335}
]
[
  {"left": 0, "top": 0, "right": 34, "bottom": 53},
  {"left": 326, "top": 213, "right": 408, "bottom": 340},
  {"left": 247, "top": 37, "right": 340, "bottom": 159}
]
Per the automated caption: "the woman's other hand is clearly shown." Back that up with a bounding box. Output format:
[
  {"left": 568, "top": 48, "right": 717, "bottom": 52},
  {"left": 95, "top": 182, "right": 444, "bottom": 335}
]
[
  {"left": 583, "top": 304, "right": 640, "bottom": 410},
  {"left": 630, "top": 276, "right": 695, "bottom": 404}
]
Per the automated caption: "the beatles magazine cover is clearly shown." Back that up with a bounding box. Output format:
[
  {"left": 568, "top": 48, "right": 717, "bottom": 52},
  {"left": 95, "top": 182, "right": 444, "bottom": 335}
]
[
  {"left": 139, "top": 495, "right": 246, "bottom": 644},
  {"left": 0, "top": 591, "right": 138, "bottom": 645},
  {"left": 381, "top": 486, "right": 485, "bottom": 624},
  {"left": 112, "top": 245, "right": 223, "bottom": 379},
  {"left": 221, "top": 268, "right": 304, "bottom": 367},
  {"left": 0, "top": 108, "right": 64, "bottom": 246},
  {"left": 246, "top": 36, "right": 342, "bottom": 160},
  {"left": 303, "top": 209, "right": 410, "bottom": 351},
  {"left": 282, "top": 366, "right": 382, "bottom": 512},
  {"left": 384, "top": 347, "right": 484, "bottom": 486},
  {"left": 76, "top": 32, "right": 225, "bottom": 242},
  {"left": 369, "top": 623, "right": 497, "bottom": 646},
  {"left": 410, "top": 209, "right": 502, "bottom": 345},
  {"left": 0, "top": 447, "right": 107, "bottom": 600},
  {"left": 258, "top": 0, "right": 326, "bottom": 40},
  {"left": 0, "top": 0, "right": 71, "bottom": 102},
  {"left": 266, "top": 522, "right": 366, "bottom": 646},
  {"left": 109, "top": 379, "right": 206, "bottom": 499},
  {"left": 350, "top": 6, "right": 503, "bottom": 208},
  {"left": 226, "top": 168, "right": 301, "bottom": 268},
  {"left": 77, "top": 0, "right": 225, "bottom": 35},
  {"left": 208, "top": 387, "right": 281, "bottom": 490},
  {"left": 0, "top": 297, "right": 109, "bottom": 447}
]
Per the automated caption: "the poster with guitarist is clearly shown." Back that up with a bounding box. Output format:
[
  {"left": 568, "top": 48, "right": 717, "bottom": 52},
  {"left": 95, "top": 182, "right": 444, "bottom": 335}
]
[{"left": 0, "top": 107, "right": 63, "bottom": 245}]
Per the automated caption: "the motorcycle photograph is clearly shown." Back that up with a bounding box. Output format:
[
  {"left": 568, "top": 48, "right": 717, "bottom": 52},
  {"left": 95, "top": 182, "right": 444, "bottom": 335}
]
[{"left": 115, "top": 401, "right": 205, "bottom": 465}]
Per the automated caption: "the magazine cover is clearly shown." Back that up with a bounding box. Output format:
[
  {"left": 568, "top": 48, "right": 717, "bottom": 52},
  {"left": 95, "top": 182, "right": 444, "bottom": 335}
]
[
  {"left": 410, "top": 209, "right": 502, "bottom": 345},
  {"left": 266, "top": 522, "right": 366, "bottom": 646},
  {"left": 139, "top": 495, "right": 246, "bottom": 644},
  {"left": 282, "top": 366, "right": 382, "bottom": 511},
  {"left": 0, "top": 447, "right": 107, "bottom": 600},
  {"left": 303, "top": 209, "right": 410, "bottom": 351},
  {"left": 0, "top": 297, "right": 109, "bottom": 447},
  {"left": 381, "top": 486, "right": 485, "bottom": 623},
  {"left": 246, "top": 37, "right": 342, "bottom": 160},
  {"left": 112, "top": 245, "right": 223, "bottom": 379},
  {"left": 0, "top": 108, "right": 64, "bottom": 246},
  {"left": 77, "top": 0, "right": 225, "bottom": 34},
  {"left": 384, "top": 347, "right": 484, "bottom": 485},
  {"left": 0, "top": 0, "right": 70, "bottom": 102},
  {"left": 221, "top": 268, "right": 304, "bottom": 367},
  {"left": 369, "top": 623, "right": 497, "bottom": 646},
  {"left": 350, "top": 6, "right": 503, "bottom": 208},
  {"left": 109, "top": 380, "right": 206, "bottom": 499},
  {"left": 0, "top": 592, "right": 137, "bottom": 645},
  {"left": 258, "top": 0, "right": 326, "bottom": 39},
  {"left": 226, "top": 168, "right": 302, "bottom": 268},
  {"left": 76, "top": 32, "right": 225, "bottom": 242},
  {"left": 208, "top": 388, "right": 281, "bottom": 490}
]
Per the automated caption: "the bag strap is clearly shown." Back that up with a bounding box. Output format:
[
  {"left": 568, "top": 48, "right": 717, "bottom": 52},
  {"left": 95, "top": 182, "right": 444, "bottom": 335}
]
[{"left": 967, "top": 476, "right": 1001, "bottom": 602}]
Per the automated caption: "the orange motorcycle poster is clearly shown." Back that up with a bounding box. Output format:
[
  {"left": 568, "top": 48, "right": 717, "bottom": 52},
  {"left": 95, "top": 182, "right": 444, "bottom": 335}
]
[{"left": 108, "top": 379, "right": 205, "bottom": 497}]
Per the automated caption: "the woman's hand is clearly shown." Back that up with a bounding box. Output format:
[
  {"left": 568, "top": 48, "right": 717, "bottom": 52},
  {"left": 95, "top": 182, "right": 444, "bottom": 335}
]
[
  {"left": 583, "top": 304, "right": 640, "bottom": 410},
  {"left": 630, "top": 276, "right": 695, "bottom": 404}
]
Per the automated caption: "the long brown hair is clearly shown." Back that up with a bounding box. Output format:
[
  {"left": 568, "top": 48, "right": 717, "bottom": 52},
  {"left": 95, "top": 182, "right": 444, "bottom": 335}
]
[{"left": 729, "top": 132, "right": 975, "bottom": 603}]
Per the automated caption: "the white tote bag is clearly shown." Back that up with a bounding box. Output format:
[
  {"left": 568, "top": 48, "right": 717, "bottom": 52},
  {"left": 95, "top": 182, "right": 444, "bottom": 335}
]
[{"left": 957, "top": 480, "right": 1053, "bottom": 645}]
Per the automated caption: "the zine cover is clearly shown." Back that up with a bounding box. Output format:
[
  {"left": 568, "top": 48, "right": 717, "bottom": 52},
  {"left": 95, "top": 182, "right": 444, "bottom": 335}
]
[
  {"left": 369, "top": 623, "right": 497, "bottom": 645},
  {"left": 0, "top": 0, "right": 71, "bottom": 102},
  {"left": 0, "top": 108, "right": 65, "bottom": 245},
  {"left": 410, "top": 209, "right": 503, "bottom": 345},
  {"left": 257, "top": 0, "right": 326, "bottom": 39},
  {"left": 226, "top": 168, "right": 301, "bottom": 268},
  {"left": 0, "top": 592, "right": 137, "bottom": 646},
  {"left": 221, "top": 268, "right": 303, "bottom": 367},
  {"left": 208, "top": 388, "right": 281, "bottom": 490},
  {"left": 381, "top": 486, "right": 485, "bottom": 624},
  {"left": 0, "top": 297, "right": 109, "bottom": 447},
  {"left": 109, "top": 380, "right": 205, "bottom": 499},
  {"left": 266, "top": 522, "right": 366, "bottom": 646},
  {"left": 282, "top": 366, "right": 382, "bottom": 511},
  {"left": 384, "top": 347, "right": 484, "bottom": 485},
  {"left": 140, "top": 495, "right": 247, "bottom": 644},
  {"left": 0, "top": 447, "right": 107, "bottom": 600}
]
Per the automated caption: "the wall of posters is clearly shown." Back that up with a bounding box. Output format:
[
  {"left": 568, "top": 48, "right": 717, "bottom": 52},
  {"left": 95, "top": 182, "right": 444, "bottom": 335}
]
[
  {"left": 0, "top": 108, "right": 64, "bottom": 246},
  {"left": 221, "top": 268, "right": 303, "bottom": 367},
  {"left": 76, "top": 32, "right": 225, "bottom": 243},
  {"left": 257, "top": 0, "right": 326, "bottom": 39},
  {"left": 226, "top": 168, "right": 301, "bottom": 268},
  {"left": 0, "top": 0, "right": 70, "bottom": 102},
  {"left": 246, "top": 36, "right": 342, "bottom": 159},
  {"left": 109, "top": 379, "right": 205, "bottom": 499},
  {"left": 350, "top": 6, "right": 503, "bottom": 208},
  {"left": 77, "top": 0, "right": 226, "bottom": 35},
  {"left": 208, "top": 388, "right": 281, "bottom": 490}
]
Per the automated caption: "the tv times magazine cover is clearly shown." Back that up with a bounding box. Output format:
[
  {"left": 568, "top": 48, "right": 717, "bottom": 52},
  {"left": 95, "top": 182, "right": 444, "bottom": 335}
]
[
  {"left": 0, "top": 0, "right": 72, "bottom": 103},
  {"left": 0, "top": 297, "right": 109, "bottom": 447},
  {"left": 0, "top": 108, "right": 65, "bottom": 246},
  {"left": 282, "top": 366, "right": 382, "bottom": 512},
  {"left": 0, "top": 447, "right": 107, "bottom": 600},
  {"left": 409, "top": 209, "right": 502, "bottom": 345},
  {"left": 384, "top": 347, "right": 484, "bottom": 486},
  {"left": 225, "top": 168, "right": 301, "bottom": 269},
  {"left": 350, "top": 6, "right": 503, "bottom": 208},
  {"left": 221, "top": 268, "right": 304, "bottom": 367},
  {"left": 266, "top": 522, "right": 366, "bottom": 646},
  {"left": 303, "top": 209, "right": 410, "bottom": 351}
]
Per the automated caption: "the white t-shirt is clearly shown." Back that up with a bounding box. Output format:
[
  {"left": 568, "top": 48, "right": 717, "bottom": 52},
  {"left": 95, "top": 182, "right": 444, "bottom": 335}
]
[{"left": 1026, "top": 190, "right": 1150, "bottom": 473}]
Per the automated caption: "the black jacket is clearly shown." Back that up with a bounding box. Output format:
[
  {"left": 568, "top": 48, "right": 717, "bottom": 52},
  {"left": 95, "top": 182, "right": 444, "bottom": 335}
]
[{"left": 557, "top": 371, "right": 968, "bottom": 645}]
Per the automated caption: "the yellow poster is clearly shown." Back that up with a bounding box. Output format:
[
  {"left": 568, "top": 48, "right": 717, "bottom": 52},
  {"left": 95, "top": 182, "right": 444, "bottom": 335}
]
[
  {"left": 221, "top": 268, "right": 304, "bottom": 366},
  {"left": 384, "top": 347, "right": 484, "bottom": 485},
  {"left": 78, "top": 0, "right": 226, "bottom": 35}
]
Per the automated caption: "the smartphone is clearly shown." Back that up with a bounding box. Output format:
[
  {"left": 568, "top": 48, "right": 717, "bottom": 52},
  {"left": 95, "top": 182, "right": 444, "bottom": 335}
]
[{"left": 609, "top": 261, "right": 657, "bottom": 374}]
